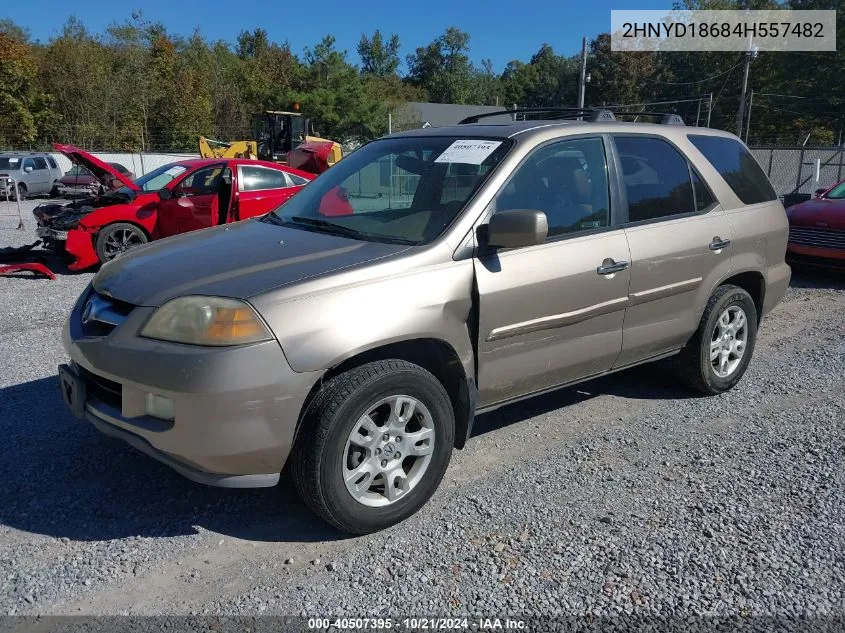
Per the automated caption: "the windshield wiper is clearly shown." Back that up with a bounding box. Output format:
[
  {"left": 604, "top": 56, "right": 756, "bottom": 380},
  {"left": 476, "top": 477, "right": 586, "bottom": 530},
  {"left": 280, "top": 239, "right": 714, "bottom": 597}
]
[{"left": 279, "top": 216, "right": 415, "bottom": 244}]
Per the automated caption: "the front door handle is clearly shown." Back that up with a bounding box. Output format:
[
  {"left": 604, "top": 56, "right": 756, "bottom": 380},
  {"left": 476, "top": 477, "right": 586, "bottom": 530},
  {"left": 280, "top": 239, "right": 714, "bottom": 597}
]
[
  {"left": 597, "top": 259, "right": 630, "bottom": 276},
  {"left": 709, "top": 237, "right": 731, "bottom": 251}
]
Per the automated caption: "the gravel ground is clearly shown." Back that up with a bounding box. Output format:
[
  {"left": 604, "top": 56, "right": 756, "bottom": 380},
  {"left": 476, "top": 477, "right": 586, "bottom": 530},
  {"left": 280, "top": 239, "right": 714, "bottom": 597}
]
[{"left": 1, "top": 201, "right": 844, "bottom": 626}]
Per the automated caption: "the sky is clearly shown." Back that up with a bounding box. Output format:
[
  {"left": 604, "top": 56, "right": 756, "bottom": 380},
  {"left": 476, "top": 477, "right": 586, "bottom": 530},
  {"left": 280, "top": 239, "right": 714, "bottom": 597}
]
[{"left": 5, "top": 0, "right": 672, "bottom": 72}]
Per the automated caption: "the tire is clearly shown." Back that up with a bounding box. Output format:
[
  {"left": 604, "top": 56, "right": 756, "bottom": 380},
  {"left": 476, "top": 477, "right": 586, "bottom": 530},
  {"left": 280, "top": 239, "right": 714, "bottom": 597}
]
[
  {"left": 674, "top": 284, "right": 758, "bottom": 395},
  {"left": 95, "top": 222, "right": 149, "bottom": 263},
  {"left": 14, "top": 183, "right": 27, "bottom": 201},
  {"left": 49, "top": 183, "right": 60, "bottom": 198},
  {"left": 291, "top": 359, "right": 455, "bottom": 534}
]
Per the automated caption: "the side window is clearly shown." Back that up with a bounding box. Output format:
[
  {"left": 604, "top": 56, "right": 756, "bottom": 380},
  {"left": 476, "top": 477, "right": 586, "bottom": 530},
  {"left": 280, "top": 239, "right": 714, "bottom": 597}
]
[
  {"left": 288, "top": 173, "right": 310, "bottom": 186},
  {"left": 178, "top": 165, "right": 223, "bottom": 196},
  {"left": 33, "top": 157, "right": 48, "bottom": 170},
  {"left": 46, "top": 157, "right": 58, "bottom": 169},
  {"left": 688, "top": 134, "right": 777, "bottom": 204},
  {"left": 240, "top": 166, "right": 289, "bottom": 191},
  {"left": 23, "top": 158, "right": 35, "bottom": 171},
  {"left": 691, "top": 168, "right": 717, "bottom": 212},
  {"left": 494, "top": 137, "right": 610, "bottom": 239},
  {"left": 616, "top": 136, "right": 695, "bottom": 222}
]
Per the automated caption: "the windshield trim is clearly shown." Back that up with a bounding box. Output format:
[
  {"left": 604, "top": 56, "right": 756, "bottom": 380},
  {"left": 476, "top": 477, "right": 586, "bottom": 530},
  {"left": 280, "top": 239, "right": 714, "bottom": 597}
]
[{"left": 267, "top": 135, "right": 513, "bottom": 246}]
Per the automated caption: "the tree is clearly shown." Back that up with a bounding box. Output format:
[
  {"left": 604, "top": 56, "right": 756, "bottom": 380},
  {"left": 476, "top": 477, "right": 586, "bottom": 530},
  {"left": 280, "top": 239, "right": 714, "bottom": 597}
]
[
  {"left": 358, "top": 30, "right": 400, "bottom": 77},
  {"left": 0, "top": 30, "right": 51, "bottom": 145},
  {"left": 406, "top": 27, "right": 477, "bottom": 104}
]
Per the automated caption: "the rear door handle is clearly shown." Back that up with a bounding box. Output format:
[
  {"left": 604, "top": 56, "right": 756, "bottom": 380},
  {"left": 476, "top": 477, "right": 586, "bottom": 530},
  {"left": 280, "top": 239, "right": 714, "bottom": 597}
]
[
  {"left": 597, "top": 259, "right": 630, "bottom": 276},
  {"left": 709, "top": 237, "right": 731, "bottom": 251}
]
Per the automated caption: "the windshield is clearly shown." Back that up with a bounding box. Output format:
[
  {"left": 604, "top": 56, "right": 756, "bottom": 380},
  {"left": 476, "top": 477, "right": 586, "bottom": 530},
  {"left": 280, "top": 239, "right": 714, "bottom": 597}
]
[
  {"left": 66, "top": 165, "right": 91, "bottom": 176},
  {"left": 266, "top": 136, "right": 511, "bottom": 244},
  {"left": 119, "top": 163, "right": 187, "bottom": 195},
  {"left": 0, "top": 157, "right": 22, "bottom": 171},
  {"left": 825, "top": 181, "right": 845, "bottom": 199}
]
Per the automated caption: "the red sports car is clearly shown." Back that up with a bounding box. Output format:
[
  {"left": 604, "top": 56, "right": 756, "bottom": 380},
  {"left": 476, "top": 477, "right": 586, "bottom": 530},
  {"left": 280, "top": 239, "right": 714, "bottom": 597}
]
[
  {"left": 34, "top": 144, "right": 313, "bottom": 271},
  {"left": 786, "top": 179, "right": 845, "bottom": 269}
]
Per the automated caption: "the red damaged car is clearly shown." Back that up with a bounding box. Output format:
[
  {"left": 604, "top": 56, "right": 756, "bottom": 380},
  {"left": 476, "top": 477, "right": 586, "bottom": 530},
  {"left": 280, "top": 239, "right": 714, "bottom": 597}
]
[
  {"left": 786, "top": 178, "right": 845, "bottom": 269},
  {"left": 34, "top": 144, "right": 313, "bottom": 270}
]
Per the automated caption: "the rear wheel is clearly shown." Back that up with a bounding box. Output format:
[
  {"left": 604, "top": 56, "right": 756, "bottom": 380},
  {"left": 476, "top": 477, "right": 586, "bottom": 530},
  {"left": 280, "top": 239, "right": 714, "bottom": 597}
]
[
  {"left": 49, "top": 182, "right": 60, "bottom": 198},
  {"left": 674, "top": 284, "right": 758, "bottom": 395},
  {"left": 291, "top": 359, "right": 455, "bottom": 534},
  {"left": 95, "top": 223, "right": 148, "bottom": 263}
]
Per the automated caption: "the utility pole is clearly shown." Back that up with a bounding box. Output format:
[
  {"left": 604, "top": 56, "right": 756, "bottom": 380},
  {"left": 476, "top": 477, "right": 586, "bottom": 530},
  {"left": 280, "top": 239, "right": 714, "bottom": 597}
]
[
  {"left": 736, "top": 42, "right": 758, "bottom": 137},
  {"left": 745, "top": 90, "right": 754, "bottom": 144},
  {"left": 706, "top": 92, "right": 713, "bottom": 127},
  {"left": 578, "top": 37, "right": 587, "bottom": 109}
]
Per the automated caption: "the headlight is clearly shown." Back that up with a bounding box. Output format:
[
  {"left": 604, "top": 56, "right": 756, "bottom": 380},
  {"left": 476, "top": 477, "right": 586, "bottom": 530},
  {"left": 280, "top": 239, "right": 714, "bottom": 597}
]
[{"left": 140, "top": 296, "right": 272, "bottom": 346}]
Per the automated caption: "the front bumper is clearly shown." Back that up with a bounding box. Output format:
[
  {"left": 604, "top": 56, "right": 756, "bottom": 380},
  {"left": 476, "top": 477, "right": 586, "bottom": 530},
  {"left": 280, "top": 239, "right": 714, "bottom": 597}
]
[
  {"left": 57, "top": 183, "right": 98, "bottom": 197},
  {"left": 61, "top": 286, "right": 321, "bottom": 486}
]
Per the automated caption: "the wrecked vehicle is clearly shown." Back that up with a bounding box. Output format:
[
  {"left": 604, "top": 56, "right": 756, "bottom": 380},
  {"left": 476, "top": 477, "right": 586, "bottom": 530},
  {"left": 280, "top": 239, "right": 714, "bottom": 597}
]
[
  {"left": 34, "top": 144, "right": 314, "bottom": 270},
  {"left": 57, "top": 161, "right": 135, "bottom": 198}
]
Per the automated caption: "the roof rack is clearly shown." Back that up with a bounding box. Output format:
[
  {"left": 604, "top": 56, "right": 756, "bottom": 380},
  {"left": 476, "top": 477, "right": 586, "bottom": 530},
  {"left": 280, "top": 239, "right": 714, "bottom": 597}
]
[
  {"left": 606, "top": 111, "right": 685, "bottom": 126},
  {"left": 459, "top": 107, "right": 685, "bottom": 126},
  {"left": 458, "top": 107, "right": 617, "bottom": 124}
]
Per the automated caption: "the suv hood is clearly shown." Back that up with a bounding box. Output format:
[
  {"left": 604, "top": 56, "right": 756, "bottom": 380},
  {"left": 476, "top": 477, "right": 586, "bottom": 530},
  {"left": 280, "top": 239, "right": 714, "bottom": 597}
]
[
  {"left": 53, "top": 143, "right": 138, "bottom": 192},
  {"left": 93, "top": 218, "right": 411, "bottom": 307}
]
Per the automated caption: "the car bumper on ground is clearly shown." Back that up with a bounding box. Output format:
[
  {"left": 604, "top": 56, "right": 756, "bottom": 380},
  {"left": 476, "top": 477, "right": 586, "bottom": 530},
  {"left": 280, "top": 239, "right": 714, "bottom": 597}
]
[{"left": 60, "top": 286, "right": 321, "bottom": 487}]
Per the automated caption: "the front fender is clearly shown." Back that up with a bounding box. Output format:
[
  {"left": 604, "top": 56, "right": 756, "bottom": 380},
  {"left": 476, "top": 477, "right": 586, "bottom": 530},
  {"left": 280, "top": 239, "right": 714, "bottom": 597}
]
[
  {"left": 78, "top": 202, "right": 158, "bottom": 237},
  {"left": 251, "top": 259, "right": 476, "bottom": 380}
]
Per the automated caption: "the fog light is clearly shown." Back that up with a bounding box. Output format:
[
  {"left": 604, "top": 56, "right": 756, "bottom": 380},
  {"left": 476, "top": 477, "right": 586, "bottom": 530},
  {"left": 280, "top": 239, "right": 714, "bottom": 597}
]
[{"left": 145, "top": 393, "right": 174, "bottom": 420}]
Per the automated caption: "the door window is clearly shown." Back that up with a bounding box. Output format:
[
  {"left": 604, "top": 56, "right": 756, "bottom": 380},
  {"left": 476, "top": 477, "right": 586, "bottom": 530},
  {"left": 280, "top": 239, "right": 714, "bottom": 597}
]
[
  {"left": 494, "top": 137, "right": 610, "bottom": 239},
  {"left": 22, "top": 158, "right": 35, "bottom": 171},
  {"left": 615, "top": 136, "right": 695, "bottom": 222},
  {"left": 177, "top": 165, "right": 224, "bottom": 196},
  {"left": 240, "top": 166, "right": 290, "bottom": 191},
  {"left": 46, "top": 156, "right": 58, "bottom": 169},
  {"left": 32, "top": 157, "right": 48, "bottom": 170}
]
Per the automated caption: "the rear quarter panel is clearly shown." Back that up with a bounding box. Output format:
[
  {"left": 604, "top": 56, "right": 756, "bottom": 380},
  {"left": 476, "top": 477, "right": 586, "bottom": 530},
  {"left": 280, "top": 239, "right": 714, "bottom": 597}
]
[{"left": 237, "top": 186, "right": 303, "bottom": 220}]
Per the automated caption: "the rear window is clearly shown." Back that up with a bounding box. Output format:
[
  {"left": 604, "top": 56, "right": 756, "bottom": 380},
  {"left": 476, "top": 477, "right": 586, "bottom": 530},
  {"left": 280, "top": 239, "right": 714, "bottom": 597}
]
[{"left": 688, "top": 135, "right": 777, "bottom": 205}]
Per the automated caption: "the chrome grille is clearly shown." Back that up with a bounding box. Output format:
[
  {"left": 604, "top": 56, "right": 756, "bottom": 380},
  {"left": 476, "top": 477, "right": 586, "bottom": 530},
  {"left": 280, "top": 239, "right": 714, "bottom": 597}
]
[
  {"left": 80, "top": 292, "right": 135, "bottom": 337},
  {"left": 788, "top": 226, "right": 845, "bottom": 251}
]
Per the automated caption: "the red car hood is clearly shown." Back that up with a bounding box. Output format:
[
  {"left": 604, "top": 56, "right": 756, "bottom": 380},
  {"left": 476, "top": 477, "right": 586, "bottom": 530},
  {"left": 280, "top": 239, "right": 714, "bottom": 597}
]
[
  {"left": 788, "top": 197, "right": 845, "bottom": 230},
  {"left": 52, "top": 143, "right": 139, "bottom": 192}
]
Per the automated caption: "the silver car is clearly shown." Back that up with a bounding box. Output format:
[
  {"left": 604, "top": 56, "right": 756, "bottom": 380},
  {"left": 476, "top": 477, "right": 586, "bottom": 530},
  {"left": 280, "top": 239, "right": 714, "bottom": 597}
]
[
  {"left": 58, "top": 109, "right": 790, "bottom": 534},
  {"left": 0, "top": 152, "right": 63, "bottom": 200}
]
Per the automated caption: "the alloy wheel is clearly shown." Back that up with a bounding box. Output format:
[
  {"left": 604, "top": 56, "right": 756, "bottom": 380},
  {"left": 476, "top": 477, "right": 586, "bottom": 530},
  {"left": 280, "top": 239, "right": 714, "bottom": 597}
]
[
  {"left": 102, "top": 228, "right": 144, "bottom": 260},
  {"left": 343, "top": 395, "right": 435, "bottom": 507},
  {"left": 710, "top": 306, "right": 748, "bottom": 378}
]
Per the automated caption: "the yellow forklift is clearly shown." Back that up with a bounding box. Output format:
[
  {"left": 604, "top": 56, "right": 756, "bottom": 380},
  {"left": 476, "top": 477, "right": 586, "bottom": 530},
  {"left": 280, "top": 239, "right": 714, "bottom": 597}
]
[{"left": 198, "top": 108, "right": 342, "bottom": 172}]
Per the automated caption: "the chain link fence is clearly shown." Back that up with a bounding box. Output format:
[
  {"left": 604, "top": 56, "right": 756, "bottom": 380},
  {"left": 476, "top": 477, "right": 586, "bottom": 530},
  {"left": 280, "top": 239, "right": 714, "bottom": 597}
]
[{"left": 750, "top": 146, "right": 845, "bottom": 197}]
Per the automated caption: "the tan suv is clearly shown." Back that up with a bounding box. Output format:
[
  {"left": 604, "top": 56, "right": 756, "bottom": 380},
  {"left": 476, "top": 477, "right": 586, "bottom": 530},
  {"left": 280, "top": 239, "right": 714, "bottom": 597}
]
[{"left": 58, "top": 109, "right": 790, "bottom": 534}]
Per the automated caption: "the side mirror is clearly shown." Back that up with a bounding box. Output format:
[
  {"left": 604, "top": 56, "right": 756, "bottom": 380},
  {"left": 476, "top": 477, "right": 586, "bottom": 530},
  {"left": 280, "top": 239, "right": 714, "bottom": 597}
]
[
  {"left": 485, "top": 209, "right": 548, "bottom": 249},
  {"left": 24, "top": 166, "right": 33, "bottom": 173},
  {"left": 158, "top": 187, "right": 172, "bottom": 200},
  {"left": 815, "top": 187, "right": 826, "bottom": 198}
]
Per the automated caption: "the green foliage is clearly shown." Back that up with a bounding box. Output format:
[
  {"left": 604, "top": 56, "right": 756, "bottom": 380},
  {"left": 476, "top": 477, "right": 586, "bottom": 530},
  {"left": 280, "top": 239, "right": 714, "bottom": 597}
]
[
  {"left": 358, "top": 30, "right": 400, "bottom": 77},
  {"left": 1, "top": 10, "right": 843, "bottom": 151}
]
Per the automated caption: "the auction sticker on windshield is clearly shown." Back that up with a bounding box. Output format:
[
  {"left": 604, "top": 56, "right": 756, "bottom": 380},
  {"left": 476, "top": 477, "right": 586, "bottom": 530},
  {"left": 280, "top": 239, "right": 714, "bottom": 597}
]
[{"left": 435, "top": 140, "right": 502, "bottom": 165}]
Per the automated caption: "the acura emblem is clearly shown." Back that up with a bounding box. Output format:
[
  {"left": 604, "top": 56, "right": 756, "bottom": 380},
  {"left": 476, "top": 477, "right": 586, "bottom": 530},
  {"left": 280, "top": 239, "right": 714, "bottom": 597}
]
[{"left": 81, "top": 300, "right": 95, "bottom": 324}]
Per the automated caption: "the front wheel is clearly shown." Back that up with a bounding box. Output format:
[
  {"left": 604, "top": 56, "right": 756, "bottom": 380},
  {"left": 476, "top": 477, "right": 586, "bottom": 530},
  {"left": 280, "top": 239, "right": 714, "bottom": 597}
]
[
  {"left": 674, "top": 284, "right": 758, "bottom": 395},
  {"left": 291, "top": 359, "right": 455, "bottom": 534},
  {"left": 95, "top": 222, "right": 148, "bottom": 263}
]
